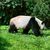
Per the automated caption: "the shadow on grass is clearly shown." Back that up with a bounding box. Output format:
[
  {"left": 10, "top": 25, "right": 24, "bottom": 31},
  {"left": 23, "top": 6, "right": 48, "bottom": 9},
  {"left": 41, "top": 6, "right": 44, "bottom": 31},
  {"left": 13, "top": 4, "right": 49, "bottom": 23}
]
[
  {"left": 0, "top": 37, "right": 12, "bottom": 50},
  {"left": 43, "top": 33, "right": 50, "bottom": 36}
]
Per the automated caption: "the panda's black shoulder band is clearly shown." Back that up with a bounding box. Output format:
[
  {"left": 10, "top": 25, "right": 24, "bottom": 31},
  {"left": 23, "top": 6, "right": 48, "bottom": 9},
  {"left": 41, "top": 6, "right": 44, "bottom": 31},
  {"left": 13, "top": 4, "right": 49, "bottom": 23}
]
[{"left": 30, "top": 17, "right": 35, "bottom": 21}]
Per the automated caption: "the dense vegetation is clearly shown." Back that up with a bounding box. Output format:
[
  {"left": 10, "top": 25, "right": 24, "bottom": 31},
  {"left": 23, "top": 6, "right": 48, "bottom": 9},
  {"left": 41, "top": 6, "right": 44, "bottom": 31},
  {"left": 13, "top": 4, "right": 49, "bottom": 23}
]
[
  {"left": 0, "top": 0, "right": 50, "bottom": 24},
  {"left": 0, "top": 0, "right": 50, "bottom": 50},
  {"left": 0, "top": 26, "right": 50, "bottom": 50}
]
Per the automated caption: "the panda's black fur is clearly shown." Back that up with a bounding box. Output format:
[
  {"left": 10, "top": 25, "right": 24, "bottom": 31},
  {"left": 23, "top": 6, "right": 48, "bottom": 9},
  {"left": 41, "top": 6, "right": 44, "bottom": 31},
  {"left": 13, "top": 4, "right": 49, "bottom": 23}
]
[{"left": 9, "top": 16, "right": 44, "bottom": 36}]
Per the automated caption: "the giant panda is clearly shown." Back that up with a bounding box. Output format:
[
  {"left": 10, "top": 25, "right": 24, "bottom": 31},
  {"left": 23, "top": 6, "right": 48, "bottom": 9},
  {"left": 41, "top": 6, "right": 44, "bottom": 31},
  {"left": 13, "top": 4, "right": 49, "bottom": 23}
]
[{"left": 9, "top": 15, "right": 45, "bottom": 36}]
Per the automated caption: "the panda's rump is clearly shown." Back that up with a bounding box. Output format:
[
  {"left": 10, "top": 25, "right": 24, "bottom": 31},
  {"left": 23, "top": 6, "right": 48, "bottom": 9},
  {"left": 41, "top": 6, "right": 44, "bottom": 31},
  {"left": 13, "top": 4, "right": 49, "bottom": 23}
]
[{"left": 15, "top": 16, "right": 31, "bottom": 29}]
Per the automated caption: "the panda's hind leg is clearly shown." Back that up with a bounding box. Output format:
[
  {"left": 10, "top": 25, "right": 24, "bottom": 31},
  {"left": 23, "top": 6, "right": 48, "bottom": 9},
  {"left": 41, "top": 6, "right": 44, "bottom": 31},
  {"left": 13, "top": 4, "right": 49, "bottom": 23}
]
[
  {"left": 9, "top": 24, "right": 18, "bottom": 33},
  {"left": 23, "top": 26, "right": 30, "bottom": 34},
  {"left": 23, "top": 28, "right": 30, "bottom": 34}
]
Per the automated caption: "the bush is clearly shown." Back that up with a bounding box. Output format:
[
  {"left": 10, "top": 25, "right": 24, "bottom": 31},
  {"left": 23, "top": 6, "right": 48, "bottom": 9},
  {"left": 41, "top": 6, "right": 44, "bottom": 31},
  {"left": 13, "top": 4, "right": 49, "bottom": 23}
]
[{"left": 0, "top": 0, "right": 50, "bottom": 24}]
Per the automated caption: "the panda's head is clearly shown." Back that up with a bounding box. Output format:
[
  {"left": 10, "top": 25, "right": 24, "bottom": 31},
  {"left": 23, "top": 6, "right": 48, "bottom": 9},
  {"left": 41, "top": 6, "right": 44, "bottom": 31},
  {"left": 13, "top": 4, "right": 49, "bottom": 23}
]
[
  {"left": 42, "top": 17, "right": 50, "bottom": 29},
  {"left": 35, "top": 17, "right": 46, "bottom": 29}
]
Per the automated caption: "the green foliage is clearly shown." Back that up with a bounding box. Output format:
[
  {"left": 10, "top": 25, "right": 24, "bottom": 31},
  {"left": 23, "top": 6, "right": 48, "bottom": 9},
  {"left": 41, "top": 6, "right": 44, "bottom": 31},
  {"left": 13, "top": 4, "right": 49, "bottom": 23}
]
[
  {"left": 0, "top": 0, "right": 50, "bottom": 24},
  {"left": 26, "top": 0, "right": 49, "bottom": 18},
  {"left": 0, "top": 0, "right": 21, "bottom": 24},
  {"left": 0, "top": 26, "right": 50, "bottom": 50}
]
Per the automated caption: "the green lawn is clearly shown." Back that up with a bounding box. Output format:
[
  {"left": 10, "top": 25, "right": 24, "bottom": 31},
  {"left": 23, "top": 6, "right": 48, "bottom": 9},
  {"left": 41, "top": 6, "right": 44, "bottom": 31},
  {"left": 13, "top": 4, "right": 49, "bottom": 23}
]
[{"left": 0, "top": 25, "right": 50, "bottom": 50}]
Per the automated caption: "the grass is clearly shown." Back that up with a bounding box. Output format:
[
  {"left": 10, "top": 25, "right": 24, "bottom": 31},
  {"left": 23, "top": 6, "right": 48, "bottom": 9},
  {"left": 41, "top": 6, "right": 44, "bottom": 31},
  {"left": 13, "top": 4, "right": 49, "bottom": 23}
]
[{"left": 0, "top": 25, "right": 50, "bottom": 50}]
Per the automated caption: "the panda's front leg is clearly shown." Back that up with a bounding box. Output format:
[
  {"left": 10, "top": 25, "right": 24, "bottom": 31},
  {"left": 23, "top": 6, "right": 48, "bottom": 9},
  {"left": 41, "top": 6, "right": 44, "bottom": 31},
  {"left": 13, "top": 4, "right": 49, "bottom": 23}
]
[{"left": 32, "top": 28, "right": 43, "bottom": 36}]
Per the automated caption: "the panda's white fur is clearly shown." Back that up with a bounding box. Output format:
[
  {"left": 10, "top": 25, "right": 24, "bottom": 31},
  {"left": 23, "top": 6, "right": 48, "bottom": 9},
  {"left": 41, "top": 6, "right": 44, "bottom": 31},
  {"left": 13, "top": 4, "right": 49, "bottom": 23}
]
[
  {"left": 35, "top": 17, "right": 45, "bottom": 29},
  {"left": 10, "top": 15, "right": 45, "bottom": 29},
  {"left": 9, "top": 15, "right": 45, "bottom": 36},
  {"left": 10, "top": 15, "right": 32, "bottom": 29}
]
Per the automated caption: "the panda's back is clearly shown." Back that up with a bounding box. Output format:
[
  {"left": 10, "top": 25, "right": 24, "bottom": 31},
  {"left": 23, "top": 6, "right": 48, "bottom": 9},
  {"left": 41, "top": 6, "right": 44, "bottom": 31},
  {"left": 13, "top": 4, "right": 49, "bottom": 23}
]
[{"left": 10, "top": 15, "right": 32, "bottom": 29}]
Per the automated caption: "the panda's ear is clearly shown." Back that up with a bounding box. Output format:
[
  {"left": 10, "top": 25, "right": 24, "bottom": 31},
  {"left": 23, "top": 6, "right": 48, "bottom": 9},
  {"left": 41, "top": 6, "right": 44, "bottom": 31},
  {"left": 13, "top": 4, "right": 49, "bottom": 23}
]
[
  {"left": 42, "top": 19, "right": 47, "bottom": 24},
  {"left": 42, "top": 21, "right": 44, "bottom": 24},
  {"left": 42, "top": 17, "right": 49, "bottom": 24}
]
